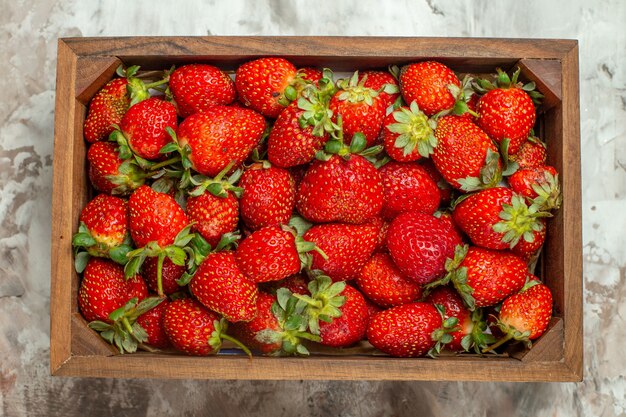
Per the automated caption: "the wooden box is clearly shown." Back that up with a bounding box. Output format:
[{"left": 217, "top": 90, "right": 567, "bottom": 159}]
[{"left": 51, "top": 36, "right": 582, "bottom": 381}]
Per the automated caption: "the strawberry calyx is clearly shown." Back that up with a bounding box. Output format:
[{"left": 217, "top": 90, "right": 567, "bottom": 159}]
[
  {"left": 292, "top": 274, "right": 346, "bottom": 335},
  {"left": 459, "top": 309, "right": 497, "bottom": 353},
  {"left": 493, "top": 194, "right": 552, "bottom": 249},
  {"left": 209, "top": 318, "right": 252, "bottom": 357},
  {"left": 335, "top": 71, "right": 380, "bottom": 106},
  {"left": 473, "top": 67, "right": 544, "bottom": 105},
  {"left": 88, "top": 296, "right": 165, "bottom": 354},
  {"left": 424, "top": 244, "right": 476, "bottom": 310},
  {"left": 447, "top": 74, "right": 479, "bottom": 118},
  {"left": 297, "top": 68, "right": 336, "bottom": 137},
  {"left": 72, "top": 222, "right": 133, "bottom": 266},
  {"left": 428, "top": 304, "right": 461, "bottom": 357},
  {"left": 317, "top": 116, "right": 383, "bottom": 162},
  {"left": 176, "top": 232, "right": 241, "bottom": 287},
  {"left": 456, "top": 148, "right": 503, "bottom": 192},
  {"left": 188, "top": 161, "right": 243, "bottom": 198},
  {"left": 529, "top": 170, "right": 562, "bottom": 212},
  {"left": 283, "top": 224, "right": 328, "bottom": 270},
  {"left": 117, "top": 64, "right": 172, "bottom": 107},
  {"left": 386, "top": 101, "right": 438, "bottom": 158}
]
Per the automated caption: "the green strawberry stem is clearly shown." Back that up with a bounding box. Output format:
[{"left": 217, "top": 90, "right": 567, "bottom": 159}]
[
  {"left": 121, "top": 317, "right": 134, "bottom": 335},
  {"left": 143, "top": 78, "right": 170, "bottom": 90},
  {"left": 221, "top": 333, "right": 253, "bottom": 358},
  {"left": 292, "top": 293, "right": 323, "bottom": 310},
  {"left": 156, "top": 252, "right": 166, "bottom": 297},
  {"left": 482, "top": 333, "right": 513, "bottom": 353},
  {"left": 145, "top": 156, "right": 182, "bottom": 173}
]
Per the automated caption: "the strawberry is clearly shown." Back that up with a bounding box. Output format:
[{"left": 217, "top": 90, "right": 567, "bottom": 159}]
[
  {"left": 135, "top": 297, "right": 171, "bottom": 349},
  {"left": 363, "top": 297, "right": 383, "bottom": 326},
  {"left": 329, "top": 71, "right": 386, "bottom": 146},
  {"left": 358, "top": 70, "right": 400, "bottom": 109},
  {"left": 175, "top": 106, "right": 266, "bottom": 177},
  {"left": 510, "top": 137, "right": 547, "bottom": 169},
  {"left": 189, "top": 251, "right": 258, "bottom": 322},
  {"left": 431, "top": 115, "right": 502, "bottom": 192},
  {"left": 366, "top": 302, "right": 443, "bottom": 357},
  {"left": 239, "top": 162, "right": 295, "bottom": 230},
  {"left": 459, "top": 93, "right": 479, "bottom": 122},
  {"left": 116, "top": 97, "right": 178, "bottom": 160},
  {"left": 297, "top": 67, "right": 323, "bottom": 83},
  {"left": 370, "top": 217, "right": 389, "bottom": 253},
  {"left": 511, "top": 219, "right": 546, "bottom": 259},
  {"left": 303, "top": 221, "right": 379, "bottom": 282},
  {"left": 475, "top": 68, "right": 540, "bottom": 155},
  {"left": 386, "top": 212, "right": 462, "bottom": 285},
  {"left": 379, "top": 161, "right": 440, "bottom": 219},
  {"left": 419, "top": 158, "right": 453, "bottom": 204},
  {"left": 84, "top": 78, "right": 130, "bottom": 143},
  {"left": 452, "top": 187, "right": 547, "bottom": 250},
  {"left": 235, "top": 57, "right": 298, "bottom": 118},
  {"left": 78, "top": 258, "right": 148, "bottom": 323},
  {"left": 262, "top": 274, "right": 310, "bottom": 296},
  {"left": 399, "top": 61, "right": 460, "bottom": 116},
  {"left": 72, "top": 194, "right": 130, "bottom": 261},
  {"left": 169, "top": 64, "right": 236, "bottom": 117},
  {"left": 356, "top": 253, "right": 422, "bottom": 308},
  {"left": 163, "top": 298, "right": 251, "bottom": 356},
  {"left": 87, "top": 141, "right": 145, "bottom": 196},
  {"left": 381, "top": 102, "right": 437, "bottom": 162},
  {"left": 508, "top": 166, "right": 561, "bottom": 210},
  {"left": 296, "top": 154, "right": 383, "bottom": 224},
  {"left": 142, "top": 257, "right": 185, "bottom": 295}
]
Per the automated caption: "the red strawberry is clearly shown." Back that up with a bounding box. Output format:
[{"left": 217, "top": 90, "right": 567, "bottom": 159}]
[
  {"left": 128, "top": 185, "right": 189, "bottom": 248},
  {"left": 432, "top": 115, "right": 502, "bottom": 191},
  {"left": 419, "top": 159, "right": 453, "bottom": 204},
  {"left": 176, "top": 106, "right": 266, "bottom": 177},
  {"left": 163, "top": 298, "right": 250, "bottom": 356},
  {"left": 136, "top": 297, "right": 170, "bottom": 349},
  {"left": 359, "top": 70, "right": 400, "bottom": 109},
  {"left": 189, "top": 251, "right": 258, "bottom": 322},
  {"left": 511, "top": 219, "right": 546, "bottom": 259},
  {"left": 356, "top": 253, "right": 422, "bottom": 308},
  {"left": 235, "top": 57, "right": 297, "bottom": 118},
  {"left": 297, "top": 67, "right": 323, "bottom": 83},
  {"left": 239, "top": 162, "right": 295, "bottom": 230},
  {"left": 296, "top": 154, "right": 383, "bottom": 224},
  {"left": 262, "top": 274, "right": 310, "bottom": 296},
  {"left": 142, "top": 257, "right": 185, "bottom": 295},
  {"left": 363, "top": 297, "right": 383, "bottom": 326},
  {"left": 73, "top": 194, "right": 129, "bottom": 259},
  {"left": 509, "top": 166, "right": 561, "bottom": 207},
  {"left": 370, "top": 217, "right": 389, "bottom": 253},
  {"left": 78, "top": 258, "right": 147, "bottom": 323},
  {"left": 379, "top": 161, "right": 440, "bottom": 220},
  {"left": 304, "top": 222, "right": 379, "bottom": 282},
  {"left": 87, "top": 141, "right": 145, "bottom": 196},
  {"left": 169, "top": 64, "right": 236, "bottom": 117},
  {"left": 475, "top": 68, "right": 538, "bottom": 154},
  {"left": 367, "top": 302, "right": 442, "bottom": 357},
  {"left": 186, "top": 190, "right": 239, "bottom": 249},
  {"left": 386, "top": 212, "right": 462, "bottom": 285},
  {"left": 510, "top": 137, "right": 547, "bottom": 169},
  {"left": 459, "top": 93, "right": 479, "bottom": 121},
  {"left": 399, "top": 61, "right": 460, "bottom": 116},
  {"left": 118, "top": 97, "right": 178, "bottom": 160},
  {"left": 84, "top": 78, "right": 130, "bottom": 143},
  {"left": 381, "top": 103, "right": 437, "bottom": 162}
]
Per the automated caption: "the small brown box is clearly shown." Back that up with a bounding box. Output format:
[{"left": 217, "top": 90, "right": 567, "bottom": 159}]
[{"left": 51, "top": 36, "right": 582, "bottom": 381}]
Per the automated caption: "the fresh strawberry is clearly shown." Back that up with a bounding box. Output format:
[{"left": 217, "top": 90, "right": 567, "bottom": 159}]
[
  {"left": 239, "top": 162, "right": 295, "bottom": 230},
  {"left": 136, "top": 297, "right": 171, "bottom": 349},
  {"left": 363, "top": 296, "right": 383, "bottom": 326},
  {"left": 78, "top": 258, "right": 148, "bottom": 323},
  {"left": 87, "top": 141, "right": 145, "bottom": 196},
  {"left": 169, "top": 64, "right": 236, "bottom": 117},
  {"left": 399, "top": 61, "right": 460, "bottom": 116},
  {"left": 235, "top": 57, "right": 298, "bottom": 118},
  {"left": 84, "top": 78, "right": 130, "bottom": 143},
  {"left": 163, "top": 298, "right": 251, "bottom": 356},
  {"left": 511, "top": 219, "right": 546, "bottom": 259},
  {"left": 175, "top": 106, "right": 266, "bottom": 177},
  {"left": 189, "top": 251, "right": 258, "bottom": 322},
  {"left": 509, "top": 166, "right": 561, "bottom": 209},
  {"left": 329, "top": 71, "right": 386, "bottom": 146},
  {"left": 296, "top": 154, "right": 383, "bottom": 224},
  {"left": 370, "top": 217, "right": 389, "bottom": 253},
  {"left": 359, "top": 70, "right": 400, "bottom": 109},
  {"left": 72, "top": 194, "right": 130, "bottom": 261},
  {"left": 356, "top": 253, "right": 422, "bottom": 308},
  {"left": 366, "top": 302, "right": 443, "bottom": 357},
  {"left": 303, "top": 221, "right": 379, "bottom": 282},
  {"left": 117, "top": 97, "right": 178, "bottom": 161},
  {"left": 431, "top": 115, "right": 502, "bottom": 192},
  {"left": 381, "top": 102, "right": 437, "bottom": 162},
  {"left": 262, "top": 274, "right": 310, "bottom": 296},
  {"left": 510, "top": 137, "right": 547, "bottom": 169},
  {"left": 379, "top": 161, "right": 440, "bottom": 219},
  {"left": 475, "top": 68, "right": 540, "bottom": 155},
  {"left": 419, "top": 158, "right": 453, "bottom": 204},
  {"left": 297, "top": 67, "right": 323, "bottom": 83},
  {"left": 459, "top": 93, "right": 479, "bottom": 122},
  {"left": 142, "top": 257, "right": 185, "bottom": 295},
  {"left": 386, "top": 212, "right": 462, "bottom": 285},
  {"left": 452, "top": 187, "right": 547, "bottom": 250}
]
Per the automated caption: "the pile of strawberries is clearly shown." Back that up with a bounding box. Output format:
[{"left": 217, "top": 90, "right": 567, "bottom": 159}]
[{"left": 73, "top": 58, "right": 561, "bottom": 358}]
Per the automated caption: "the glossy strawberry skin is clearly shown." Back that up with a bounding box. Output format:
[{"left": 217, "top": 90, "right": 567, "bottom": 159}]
[
  {"left": 477, "top": 87, "right": 536, "bottom": 154},
  {"left": 136, "top": 298, "right": 171, "bottom": 349},
  {"left": 235, "top": 57, "right": 297, "bottom": 118},
  {"left": 169, "top": 64, "right": 236, "bottom": 117},
  {"left": 511, "top": 220, "right": 546, "bottom": 259},
  {"left": 235, "top": 226, "right": 301, "bottom": 283},
  {"left": 399, "top": 61, "right": 460, "bottom": 116},
  {"left": 419, "top": 159, "right": 452, "bottom": 204},
  {"left": 432, "top": 115, "right": 501, "bottom": 190},
  {"left": 128, "top": 185, "right": 189, "bottom": 248},
  {"left": 499, "top": 283, "right": 552, "bottom": 340},
  {"left": 379, "top": 162, "right": 440, "bottom": 220},
  {"left": 304, "top": 222, "right": 379, "bottom": 282},
  {"left": 163, "top": 298, "right": 221, "bottom": 356},
  {"left": 84, "top": 78, "right": 130, "bottom": 143},
  {"left": 356, "top": 253, "right": 422, "bottom": 308},
  {"left": 230, "top": 292, "right": 283, "bottom": 354},
  {"left": 296, "top": 155, "right": 384, "bottom": 224},
  {"left": 176, "top": 106, "right": 266, "bottom": 177},
  {"left": 143, "top": 257, "right": 185, "bottom": 295},
  {"left": 239, "top": 164, "right": 295, "bottom": 230},
  {"left": 268, "top": 102, "right": 330, "bottom": 168},
  {"left": 88, "top": 142, "right": 144, "bottom": 196},
  {"left": 511, "top": 139, "right": 547, "bottom": 169},
  {"left": 359, "top": 71, "right": 400, "bottom": 109},
  {"left": 461, "top": 247, "right": 528, "bottom": 308},
  {"left": 297, "top": 67, "right": 323, "bottom": 83},
  {"left": 319, "top": 285, "right": 369, "bottom": 347},
  {"left": 386, "top": 212, "right": 463, "bottom": 285},
  {"left": 370, "top": 217, "right": 389, "bottom": 253},
  {"left": 190, "top": 251, "right": 258, "bottom": 322},
  {"left": 508, "top": 166, "right": 558, "bottom": 199},
  {"left": 367, "top": 302, "right": 442, "bottom": 357},
  {"left": 79, "top": 194, "right": 128, "bottom": 257},
  {"left": 329, "top": 91, "right": 386, "bottom": 147},
  {"left": 424, "top": 286, "right": 472, "bottom": 351},
  {"left": 119, "top": 97, "right": 178, "bottom": 161},
  {"left": 78, "top": 258, "right": 148, "bottom": 323},
  {"left": 186, "top": 190, "right": 239, "bottom": 248}
]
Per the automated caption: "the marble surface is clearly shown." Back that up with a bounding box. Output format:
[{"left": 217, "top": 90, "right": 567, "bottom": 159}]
[{"left": 1, "top": 0, "right": 625, "bottom": 415}]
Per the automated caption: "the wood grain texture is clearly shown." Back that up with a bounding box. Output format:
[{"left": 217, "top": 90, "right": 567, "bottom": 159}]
[
  {"left": 518, "top": 58, "right": 562, "bottom": 111},
  {"left": 50, "top": 36, "right": 582, "bottom": 382}
]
